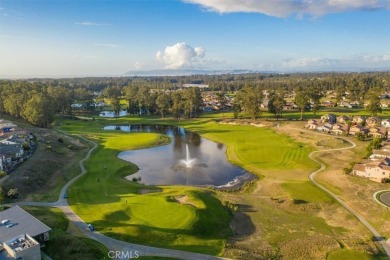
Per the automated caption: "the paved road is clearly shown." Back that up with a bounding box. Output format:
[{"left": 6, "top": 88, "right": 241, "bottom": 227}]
[
  {"left": 304, "top": 130, "right": 390, "bottom": 257},
  {"left": 373, "top": 190, "right": 390, "bottom": 208}
]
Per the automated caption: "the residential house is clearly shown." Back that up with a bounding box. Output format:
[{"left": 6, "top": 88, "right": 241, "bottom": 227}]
[
  {"left": 352, "top": 158, "right": 390, "bottom": 182},
  {"left": 366, "top": 117, "right": 382, "bottom": 127},
  {"left": 350, "top": 101, "right": 360, "bottom": 108},
  {"left": 321, "top": 114, "right": 337, "bottom": 124},
  {"left": 0, "top": 121, "right": 17, "bottom": 136},
  {"left": 321, "top": 100, "right": 336, "bottom": 107},
  {"left": 352, "top": 115, "right": 366, "bottom": 125},
  {"left": 368, "top": 127, "right": 387, "bottom": 139},
  {"left": 339, "top": 101, "right": 352, "bottom": 108},
  {"left": 372, "top": 148, "right": 390, "bottom": 159},
  {"left": 0, "top": 154, "right": 12, "bottom": 171},
  {"left": 316, "top": 123, "right": 333, "bottom": 133},
  {"left": 337, "top": 115, "right": 350, "bottom": 124},
  {"left": 305, "top": 119, "right": 319, "bottom": 130},
  {"left": 349, "top": 125, "right": 368, "bottom": 136},
  {"left": 381, "top": 119, "right": 390, "bottom": 128},
  {"left": 330, "top": 124, "right": 349, "bottom": 135},
  {"left": 282, "top": 102, "right": 298, "bottom": 111},
  {"left": 0, "top": 144, "right": 23, "bottom": 158}
]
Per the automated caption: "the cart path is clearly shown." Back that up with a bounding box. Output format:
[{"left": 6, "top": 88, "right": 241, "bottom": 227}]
[
  {"left": 303, "top": 129, "right": 390, "bottom": 257},
  {"left": 3, "top": 131, "right": 225, "bottom": 260}
]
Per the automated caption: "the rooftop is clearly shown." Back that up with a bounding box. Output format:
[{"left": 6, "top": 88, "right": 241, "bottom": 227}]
[
  {"left": 5, "top": 234, "right": 38, "bottom": 253},
  {"left": 0, "top": 206, "right": 51, "bottom": 243}
]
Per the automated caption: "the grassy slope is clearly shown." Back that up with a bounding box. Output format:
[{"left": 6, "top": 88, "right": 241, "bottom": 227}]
[
  {"left": 23, "top": 206, "right": 108, "bottom": 260},
  {"left": 60, "top": 113, "right": 387, "bottom": 258},
  {"left": 58, "top": 115, "right": 318, "bottom": 255},
  {"left": 63, "top": 126, "right": 231, "bottom": 255}
]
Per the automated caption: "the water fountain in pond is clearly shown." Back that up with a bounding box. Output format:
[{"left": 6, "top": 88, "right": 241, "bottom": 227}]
[{"left": 181, "top": 144, "right": 196, "bottom": 168}]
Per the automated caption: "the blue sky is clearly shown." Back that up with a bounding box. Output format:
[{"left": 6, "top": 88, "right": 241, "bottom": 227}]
[{"left": 1, "top": 0, "right": 390, "bottom": 77}]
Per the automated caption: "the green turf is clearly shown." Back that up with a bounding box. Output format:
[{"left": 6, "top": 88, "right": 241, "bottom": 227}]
[
  {"left": 22, "top": 206, "right": 109, "bottom": 260},
  {"left": 57, "top": 114, "right": 319, "bottom": 255},
  {"left": 282, "top": 181, "right": 334, "bottom": 203}
]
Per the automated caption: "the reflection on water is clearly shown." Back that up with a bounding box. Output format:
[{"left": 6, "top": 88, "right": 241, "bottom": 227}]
[{"left": 103, "top": 125, "right": 247, "bottom": 187}]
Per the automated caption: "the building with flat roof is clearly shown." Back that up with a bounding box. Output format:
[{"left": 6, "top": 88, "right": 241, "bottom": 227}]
[
  {"left": 0, "top": 206, "right": 51, "bottom": 260},
  {"left": 2, "top": 234, "right": 41, "bottom": 260}
]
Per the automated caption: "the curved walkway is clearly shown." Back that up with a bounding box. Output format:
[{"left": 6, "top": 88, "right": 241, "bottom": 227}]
[
  {"left": 373, "top": 190, "right": 390, "bottom": 208},
  {"left": 3, "top": 131, "right": 224, "bottom": 260},
  {"left": 306, "top": 131, "right": 390, "bottom": 257}
]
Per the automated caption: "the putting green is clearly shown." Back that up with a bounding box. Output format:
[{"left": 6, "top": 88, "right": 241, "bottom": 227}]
[{"left": 61, "top": 116, "right": 316, "bottom": 255}]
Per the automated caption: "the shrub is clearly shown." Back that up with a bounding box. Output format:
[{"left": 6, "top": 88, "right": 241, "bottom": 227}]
[
  {"left": 381, "top": 178, "right": 390, "bottom": 183},
  {"left": 7, "top": 188, "right": 18, "bottom": 199},
  {"left": 22, "top": 142, "right": 31, "bottom": 150}
]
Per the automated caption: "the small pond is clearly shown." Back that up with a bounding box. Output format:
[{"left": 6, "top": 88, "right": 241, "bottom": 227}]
[
  {"left": 99, "top": 110, "right": 129, "bottom": 117},
  {"left": 103, "top": 125, "right": 255, "bottom": 188}
]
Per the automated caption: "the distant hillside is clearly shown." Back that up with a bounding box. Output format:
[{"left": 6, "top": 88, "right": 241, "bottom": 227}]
[{"left": 124, "top": 69, "right": 258, "bottom": 76}]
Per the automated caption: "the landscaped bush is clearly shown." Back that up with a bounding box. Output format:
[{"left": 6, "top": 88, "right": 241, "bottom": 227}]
[{"left": 0, "top": 171, "right": 6, "bottom": 178}]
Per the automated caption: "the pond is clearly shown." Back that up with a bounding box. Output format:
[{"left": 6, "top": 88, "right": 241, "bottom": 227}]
[
  {"left": 99, "top": 110, "right": 129, "bottom": 117},
  {"left": 103, "top": 125, "right": 255, "bottom": 189}
]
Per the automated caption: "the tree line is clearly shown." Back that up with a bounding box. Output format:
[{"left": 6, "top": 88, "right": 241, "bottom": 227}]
[{"left": 105, "top": 85, "right": 204, "bottom": 119}]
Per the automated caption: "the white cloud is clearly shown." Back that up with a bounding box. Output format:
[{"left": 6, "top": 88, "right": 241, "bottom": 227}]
[
  {"left": 282, "top": 54, "right": 390, "bottom": 70},
  {"left": 75, "top": 21, "right": 111, "bottom": 26},
  {"left": 282, "top": 57, "right": 336, "bottom": 68},
  {"left": 183, "top": 0, "right": 390, "bottom": 17},
  {"left": 156, "top": 42, "right": 207, "bottom": 69},
  {"left": 134, "top": 62, "right": 144, "bottom": 69},
  {"left": 94, "top": 43, "right": 120, "bottom": 48}
]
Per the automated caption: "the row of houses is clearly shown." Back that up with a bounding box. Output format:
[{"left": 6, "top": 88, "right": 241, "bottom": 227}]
[
  {"left": 0, "top": 120, "right": 32, "bottom": 172},
  {"left": 352, "top": 142, "right": 390, "bottom": 182},
  {"left": 202, "top": 93, "right": 233, "bottom": 111},
  {"left": 305, "top": 114, "right": 390, "bottom": 138},
  {"left": 71, "top": 101, "right": 106, "bottom": 109}
]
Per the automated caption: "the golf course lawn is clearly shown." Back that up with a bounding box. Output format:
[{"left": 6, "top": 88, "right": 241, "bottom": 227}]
[{"left": 60, "top": 115, "right": 318, "bottom": 255}]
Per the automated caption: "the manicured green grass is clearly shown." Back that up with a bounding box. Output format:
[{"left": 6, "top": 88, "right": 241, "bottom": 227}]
[
  {"left": 327, "top": 249, "right": 379, "bottom": 260},
  {"left": 23, "top": 206, "right": 109, "bottom": 260},
  {"left": 66, "top": 128, "right": 231, "bottom": 255},
  {"left": 282, "top": 181, "right": 334, "bottom": 203},
  {"left": 58, "top": 114, "right": 319, "bottom": 255}
]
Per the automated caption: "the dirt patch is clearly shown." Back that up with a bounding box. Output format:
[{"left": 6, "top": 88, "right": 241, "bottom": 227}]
[{"left": 174, "top": 195, "right": 197, "bottom": 207}]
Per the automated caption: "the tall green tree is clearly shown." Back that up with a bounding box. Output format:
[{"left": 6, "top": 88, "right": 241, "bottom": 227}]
[
  {"left": 235, "top": 85, "right": 263, "bottom": 121},
  {"left": 47, "top": 86, "right": 73, "bottom": 115},
  {"left": 171, "top": 91, "right": 183, "bottom": 120},
  {"left": 103, "top": 86, "right": 122, "bottom": 116},
  {"left": 216, "top": 91, "right": 228, "bottom": 117},
  {"left": 156, "top": 91, "right": 170, "bottom": 118},
  {"left": 124, "top": 85, "right": 139, "bottom": 114},
  {"left": 366, "top": 87, "right": 382, "bottom": 116},
  {"left": 308, "top": 86, "right": 323, "bottom": 116},
  {"left": 21, "top": 93, "right": 54, "bottom": 127},
  {"left": 295, "top": 89, "right": 309, "bottom": 120},
  {"left": 268, "top": 90, "right": 285, "bottom": 119}
]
